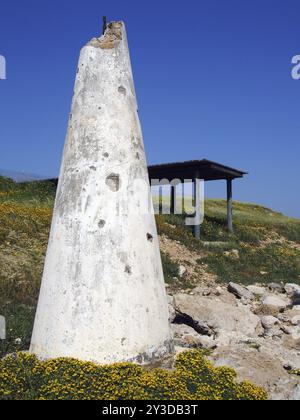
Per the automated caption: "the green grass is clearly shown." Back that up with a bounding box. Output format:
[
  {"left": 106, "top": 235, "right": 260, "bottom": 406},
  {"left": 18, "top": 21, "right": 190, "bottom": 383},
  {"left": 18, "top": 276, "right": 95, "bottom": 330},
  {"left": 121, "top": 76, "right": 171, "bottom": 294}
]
[
  {"left": 0, "top": 177, "right": 54, "bottom": 357},
  {"left": 155, "top": 196, "right": 300, "bottom": 286},
  {"left": 161, "top": 252, "right": 180, "bottom": 284},
  {"left": 205, "top": 199, "right": 300, "bottom": 244},
  {"left": 0, "top": 177, "right": 56, "bottom": 207},
  {"left": 201, "top": 243, "right": 300, "bottom": 285}
]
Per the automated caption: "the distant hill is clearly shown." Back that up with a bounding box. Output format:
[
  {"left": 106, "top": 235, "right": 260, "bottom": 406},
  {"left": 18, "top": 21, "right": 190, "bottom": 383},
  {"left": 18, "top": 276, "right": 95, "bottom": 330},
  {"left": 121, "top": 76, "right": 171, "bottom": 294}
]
[{"left": 0, "top": 169, "right": 51, "bottom": 183}]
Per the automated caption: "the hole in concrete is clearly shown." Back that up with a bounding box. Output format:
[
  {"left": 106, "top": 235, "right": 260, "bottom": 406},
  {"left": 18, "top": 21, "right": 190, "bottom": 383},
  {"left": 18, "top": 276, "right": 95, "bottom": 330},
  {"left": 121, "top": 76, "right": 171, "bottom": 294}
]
[
  {"left": 125, "top": 265, "right": 132, "bottom": 274},
  {"left": 106, "top": 173, "right": 120, "bottom": 192},
  {"left": 98, "top": 220, "right": 106, "bottom": 229},
  {"left": 89, "top": 166, "right": 96, "bottom": 171},
  {"left": 103, "top": 153, "right": 109, "bottom": 158},
  {"left": 147, "top": 233, "right": 153, "bottom": 242},
  {"left": 173, "top": 312, "right": 214, "bottom": 337},
  {"left": 118, "top": 86, "right": 126, "bottom": 95}
]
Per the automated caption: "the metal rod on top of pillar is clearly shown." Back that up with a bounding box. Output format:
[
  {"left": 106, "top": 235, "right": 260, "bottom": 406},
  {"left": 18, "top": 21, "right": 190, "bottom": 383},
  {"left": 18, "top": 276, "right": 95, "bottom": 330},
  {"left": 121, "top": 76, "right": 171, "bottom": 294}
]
[
  {"left": 102, "top": 16, "right": 107, "bottom": 35},
  {"left": 227, "top": 179, "right": 233, "bottom": 232}
]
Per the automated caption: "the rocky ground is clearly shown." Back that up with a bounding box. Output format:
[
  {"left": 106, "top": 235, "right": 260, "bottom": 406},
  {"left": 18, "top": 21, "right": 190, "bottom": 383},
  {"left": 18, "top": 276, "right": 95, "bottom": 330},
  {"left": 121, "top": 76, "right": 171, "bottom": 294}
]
[{"left": 167, "top": 279, "right": 300, "bottom": 400}]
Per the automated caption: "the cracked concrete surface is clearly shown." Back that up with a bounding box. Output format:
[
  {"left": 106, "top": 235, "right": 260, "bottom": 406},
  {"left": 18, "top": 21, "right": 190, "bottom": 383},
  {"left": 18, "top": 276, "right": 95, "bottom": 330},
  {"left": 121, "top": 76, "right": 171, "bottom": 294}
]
[{"left": 30, "top": 22, "right": 173, "bottom": 365}]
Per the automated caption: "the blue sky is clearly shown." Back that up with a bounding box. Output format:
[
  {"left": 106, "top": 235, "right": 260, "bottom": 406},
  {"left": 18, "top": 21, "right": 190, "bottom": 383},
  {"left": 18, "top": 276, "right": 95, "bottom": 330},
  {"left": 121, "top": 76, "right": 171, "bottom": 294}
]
[{"left": 0, "top": 0, "right": 300, "bottom": 217}]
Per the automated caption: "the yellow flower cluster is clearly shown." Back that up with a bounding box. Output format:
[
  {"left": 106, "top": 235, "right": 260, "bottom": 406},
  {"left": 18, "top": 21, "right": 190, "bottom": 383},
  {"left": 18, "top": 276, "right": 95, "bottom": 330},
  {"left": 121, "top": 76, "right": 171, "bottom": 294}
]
[
  {"left": 0, "top": 350, "right": 267, "bottom": 401},
  {"left": 0, "top": 203, "right": 52, "bottom": 230},
  {"left": 0, "top": 202, "right": 52, "bottom": 260}
]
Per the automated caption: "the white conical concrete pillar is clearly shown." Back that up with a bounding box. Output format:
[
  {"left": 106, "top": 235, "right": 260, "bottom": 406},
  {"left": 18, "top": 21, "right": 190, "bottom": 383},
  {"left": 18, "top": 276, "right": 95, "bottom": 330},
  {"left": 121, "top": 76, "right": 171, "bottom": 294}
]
[{"left": 30, "top": 21, "right": 173, "bottom": 364}]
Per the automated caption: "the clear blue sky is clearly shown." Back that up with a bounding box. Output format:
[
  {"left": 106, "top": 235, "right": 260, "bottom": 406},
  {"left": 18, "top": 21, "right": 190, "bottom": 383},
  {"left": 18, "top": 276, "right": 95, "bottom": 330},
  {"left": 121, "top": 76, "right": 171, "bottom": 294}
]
[{"left": 0, "top": 0, "right": 299, "bottom": 217}]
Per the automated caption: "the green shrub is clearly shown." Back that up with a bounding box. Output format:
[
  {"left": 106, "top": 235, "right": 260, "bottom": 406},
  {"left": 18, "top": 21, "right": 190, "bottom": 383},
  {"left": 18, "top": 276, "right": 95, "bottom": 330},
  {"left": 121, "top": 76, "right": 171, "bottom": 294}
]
[
  {"left": 161, "top": 252, "right": 179, "bottom": 284},
  {"left": 0, "top": 350, "right": 267, "bottom": 400},
  {"left": 0, "top": 176, "right": 16, "bottom": 192}
]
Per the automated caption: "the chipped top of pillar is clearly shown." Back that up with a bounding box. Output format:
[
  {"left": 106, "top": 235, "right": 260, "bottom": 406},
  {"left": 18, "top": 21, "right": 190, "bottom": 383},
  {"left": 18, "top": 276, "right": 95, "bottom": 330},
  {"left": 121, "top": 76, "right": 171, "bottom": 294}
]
[{"left": 87, "top": 21, "right": 124, "bottom": 49}]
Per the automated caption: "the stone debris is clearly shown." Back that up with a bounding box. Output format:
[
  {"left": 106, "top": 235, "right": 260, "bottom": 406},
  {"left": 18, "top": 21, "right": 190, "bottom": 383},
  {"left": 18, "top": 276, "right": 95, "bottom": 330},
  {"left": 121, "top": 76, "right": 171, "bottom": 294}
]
[
  {"left": 228, "top": 282, "right": 254, "bottom": 300},
  {"left": 168, "top": 281, "right": 300, "bottom": 400},
  {"left": 268, "top": 283, "right": 285, "bottom": 293},
  {"left": 261, "top": 295, "right": 288, "bottom": 310},
  {"left": 261, "top": 315, "right": 280, "bottom": 330},
  {"left": 247, "top": 285, "right": 266, "bottom": 297},
  {"left": 291, "top": 316, "right": 300, "bottom": 326},
  {"left": 223, "top": 249, "right": 240, "bottom": 260},
  {"left": 178, "top": 265, "right": 187, "bottom": 278},
  {"left": 292, "top": 292, "right": 300, "bottom": 306},
  {"left": 284, "top": 283, "right": 300, "bottom": 296}
]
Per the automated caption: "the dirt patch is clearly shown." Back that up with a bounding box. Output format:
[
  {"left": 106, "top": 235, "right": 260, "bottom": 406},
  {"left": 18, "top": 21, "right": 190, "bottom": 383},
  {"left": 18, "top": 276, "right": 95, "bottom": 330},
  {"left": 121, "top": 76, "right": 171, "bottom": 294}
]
[{"left": 159, "top": 234, "right": 217, "bottom": 287}]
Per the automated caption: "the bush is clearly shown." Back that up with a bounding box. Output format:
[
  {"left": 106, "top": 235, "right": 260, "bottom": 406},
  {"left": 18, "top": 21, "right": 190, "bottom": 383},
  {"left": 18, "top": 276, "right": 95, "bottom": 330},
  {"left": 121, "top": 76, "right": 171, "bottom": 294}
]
[
  {"left": 0, "top": 177, "right": 15, "bottom": 192},
  {"left": 161, "top": 252, "right": 179, "bottom": 284},
  {"left": 0, "top": 350, "right": 267, "bottom": 400}
]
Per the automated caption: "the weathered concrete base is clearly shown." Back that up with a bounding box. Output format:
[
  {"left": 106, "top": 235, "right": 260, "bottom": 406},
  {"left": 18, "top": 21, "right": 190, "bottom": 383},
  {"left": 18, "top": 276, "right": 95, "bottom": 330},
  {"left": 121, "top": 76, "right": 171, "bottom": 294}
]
[
  {"left": 30, "top": 339, "right": 175, "bottom": 366},
  {"left": 127, "top": 340, "right": 175, "bottom": 365}
]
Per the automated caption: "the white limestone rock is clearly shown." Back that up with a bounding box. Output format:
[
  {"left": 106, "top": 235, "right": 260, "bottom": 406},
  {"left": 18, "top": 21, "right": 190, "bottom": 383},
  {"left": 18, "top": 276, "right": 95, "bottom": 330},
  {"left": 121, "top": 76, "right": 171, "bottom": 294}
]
[
  {"left": 291, "top": 315, "right": 300, "bottom": 326},
  {"left": 247, "top": 285, "right": 266, "bottom": 297},
  {"left": 268, "top": 283, "right": 285, "bottom": 293},
  {"left": 178, "top": 265, "right": 187, "bottom": 278},
  {"left": 210, "top": 344, "right": 300, "bottom": 400},
  {"left": 261, "top": 316, "right": 280, "bottom": 330},
  {"left": 228, "top": 282, "right": 254, "bottom": 300},
  {"left": 173, "top": 294, "right": 261, "bottom": 345},
  {"left": 284, "top": 283, "right": 300, "bottom": 296},
  {"left": 261, "top": 295, "right": 289, "bottom": 310}
]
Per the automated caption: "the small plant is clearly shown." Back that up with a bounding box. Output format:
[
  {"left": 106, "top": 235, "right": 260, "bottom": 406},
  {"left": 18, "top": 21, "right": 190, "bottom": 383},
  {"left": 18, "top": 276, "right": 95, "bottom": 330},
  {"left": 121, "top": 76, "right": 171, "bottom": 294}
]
[{"left": 161, "top": 252, "right": 179, "bottom": 284}]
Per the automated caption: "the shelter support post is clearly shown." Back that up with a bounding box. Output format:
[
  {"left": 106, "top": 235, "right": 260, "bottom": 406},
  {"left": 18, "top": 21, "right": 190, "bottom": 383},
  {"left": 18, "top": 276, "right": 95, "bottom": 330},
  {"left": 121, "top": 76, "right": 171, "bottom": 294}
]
[
  {"left": 193, "top": 171, "right": 201, "bottom": 239},
  {"left": 170, "top": 184, "right": 176, "bottom": 214},
  {"left": 227, "top": 179, "right": 233, "bottom": 232},
  {"left": 159, "top": 186, "right": 163, "bottom": 214}
]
